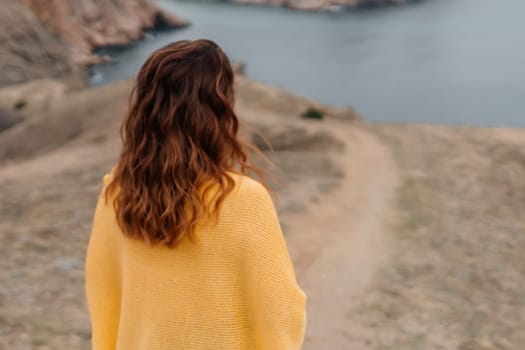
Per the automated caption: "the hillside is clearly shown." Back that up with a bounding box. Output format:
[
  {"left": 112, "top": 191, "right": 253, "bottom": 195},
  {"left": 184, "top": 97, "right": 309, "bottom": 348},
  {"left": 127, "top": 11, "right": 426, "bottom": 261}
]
[
  {"left": 0, "top": 0, "right": 187, "bottom": 88},
  {"left": 23, "top": 0, "right": 188, "bottom": 65},
  {"left": 0, "top": 1, "right": 83, "bottom": 88},
  {"left": 0, "top": 0, "right": 524, "bottom": 349},
  {"left": 1, "top": 72, "right": 524, "bottom": 349}
]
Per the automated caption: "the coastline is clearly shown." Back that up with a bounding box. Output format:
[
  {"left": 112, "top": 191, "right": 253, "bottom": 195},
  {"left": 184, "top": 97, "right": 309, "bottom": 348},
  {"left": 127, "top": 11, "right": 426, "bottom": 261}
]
[
  {"left": 0, "top": 0, "right": 188, "bottom": 89},
  {"left": 23, "top": 0, "right": 189, "bottom": 66},
  {"left": 1, "top": 1, "right": 524, "bottom": 349}
]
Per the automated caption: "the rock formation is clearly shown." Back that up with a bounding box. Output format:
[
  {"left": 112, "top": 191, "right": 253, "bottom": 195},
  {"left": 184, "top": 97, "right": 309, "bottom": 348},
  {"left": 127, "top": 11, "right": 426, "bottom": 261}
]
[
  {"left": 0, "top": 0, "right": 188, "bottom": 88},
  {"left": 0, "top": 1, "right": 84, "bottom": 88},
  {"left": 22, "top": 0, "right": 189, "bottom": 65}
]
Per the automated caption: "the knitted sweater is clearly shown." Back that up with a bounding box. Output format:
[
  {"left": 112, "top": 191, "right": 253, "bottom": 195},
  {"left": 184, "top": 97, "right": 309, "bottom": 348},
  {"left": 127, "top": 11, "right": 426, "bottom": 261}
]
[{"left": 84, "top": 170, "right": 307, "bottom": 350}]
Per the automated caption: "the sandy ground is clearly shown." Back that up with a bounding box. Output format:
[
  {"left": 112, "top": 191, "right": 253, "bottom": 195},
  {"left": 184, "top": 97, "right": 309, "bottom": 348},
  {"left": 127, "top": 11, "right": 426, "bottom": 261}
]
[
  {"left": 283, "top": 124, "right": 399, "bottom": 349},
  {"left": 345, "top": 123, "right": 525, "bottom": 349},
  {"left": 1, "top": 78, "right": 525, "bottom": 349}
]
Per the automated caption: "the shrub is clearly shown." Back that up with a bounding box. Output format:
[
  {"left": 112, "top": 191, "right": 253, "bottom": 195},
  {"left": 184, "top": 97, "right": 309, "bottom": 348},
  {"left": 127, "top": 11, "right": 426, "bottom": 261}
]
[
  {"left": 301, "top": 107, "right": 324, "bottom": 120},
  {"left": 14, "top": 99, "right": 27, "bottom": 110}
]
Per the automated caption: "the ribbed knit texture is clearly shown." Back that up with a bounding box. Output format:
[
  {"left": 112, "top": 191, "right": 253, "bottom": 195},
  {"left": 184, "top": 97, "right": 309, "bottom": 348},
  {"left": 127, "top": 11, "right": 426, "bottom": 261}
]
[{"left": 85, "top": 170, "right": 307, "bottom": 350}]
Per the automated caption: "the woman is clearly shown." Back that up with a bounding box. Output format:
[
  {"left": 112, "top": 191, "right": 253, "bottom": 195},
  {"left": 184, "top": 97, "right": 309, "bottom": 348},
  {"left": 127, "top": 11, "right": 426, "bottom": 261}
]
[{"left": 85, "top": 39, "right": 307, "bottom": 350}]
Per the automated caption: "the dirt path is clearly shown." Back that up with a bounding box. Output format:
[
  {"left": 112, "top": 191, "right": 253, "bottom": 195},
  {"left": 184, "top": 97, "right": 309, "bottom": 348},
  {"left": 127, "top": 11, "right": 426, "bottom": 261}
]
[{"left": 282, "top": 123, "right": 400, "bottom": 349}]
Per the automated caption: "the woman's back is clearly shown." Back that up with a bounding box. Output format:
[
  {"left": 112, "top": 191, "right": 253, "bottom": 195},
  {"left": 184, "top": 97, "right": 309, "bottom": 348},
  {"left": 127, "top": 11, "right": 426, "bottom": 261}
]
[
  {"left": 85, "top": 170, "right": 307, "bottom": 350},
  {"left": 84, "top": 38, "right": 306, "bottom": 349}
]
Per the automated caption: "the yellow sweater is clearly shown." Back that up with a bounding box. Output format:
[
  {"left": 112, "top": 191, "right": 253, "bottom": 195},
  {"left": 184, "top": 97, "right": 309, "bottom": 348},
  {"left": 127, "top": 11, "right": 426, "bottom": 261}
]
[{"left": 85, "top": 170, "right": 307, "bottom": 350}]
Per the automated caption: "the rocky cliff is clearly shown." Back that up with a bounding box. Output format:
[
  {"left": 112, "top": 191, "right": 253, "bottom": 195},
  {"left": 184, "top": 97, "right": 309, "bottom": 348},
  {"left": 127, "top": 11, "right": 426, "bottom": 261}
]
[
  {"left": 0, "top": 0, "right": 187, "bottom": 88},
  {"left": 22, "top": 0, "right": 188, "bottom": 65},
  {"left": 0, "top": 1, "right": 84, "bottom": 88}
]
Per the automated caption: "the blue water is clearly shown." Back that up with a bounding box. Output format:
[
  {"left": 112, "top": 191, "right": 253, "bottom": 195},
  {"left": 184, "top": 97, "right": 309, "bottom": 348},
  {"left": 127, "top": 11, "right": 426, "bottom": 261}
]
[{"left": 90, "top": 0, "right": 525, "bottom": 127}]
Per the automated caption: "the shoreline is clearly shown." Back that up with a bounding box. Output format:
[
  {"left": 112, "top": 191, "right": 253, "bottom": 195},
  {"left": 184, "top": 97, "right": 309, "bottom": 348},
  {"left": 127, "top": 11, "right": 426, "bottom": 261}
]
[
  {"left": 24, "top": 0, "right": 189, "bottom": 66},
  {"left": 231, "top": 0, "right": 422, "bottom": 12},
  {"left": 1, "top": 1, "right": 525, "bottom": 348}
]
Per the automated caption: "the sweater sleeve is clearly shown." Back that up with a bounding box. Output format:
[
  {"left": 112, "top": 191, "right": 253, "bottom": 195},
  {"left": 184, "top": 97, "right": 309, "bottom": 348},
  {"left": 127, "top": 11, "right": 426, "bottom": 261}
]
[
  {"left": 240, "top": 181, "right": 307, "bottom": 350},
  {"left": 85, "top": 173, "right": 121, "bottom": 350}
]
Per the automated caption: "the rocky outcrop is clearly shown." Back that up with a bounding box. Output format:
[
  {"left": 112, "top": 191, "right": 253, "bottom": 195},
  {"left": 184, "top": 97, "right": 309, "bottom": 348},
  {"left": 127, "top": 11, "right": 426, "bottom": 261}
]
[
  {"left": 0, "top": 0, "right": 187, "bottom": 88},
  {"left": 0, "top": 1, "right": 84, "bottom": 88},
  {"left": 22, "top": 0, "right": 189, "bottom": 65},
  {"left": 234, "top": 0, "right": 416, "bottom": 11}
]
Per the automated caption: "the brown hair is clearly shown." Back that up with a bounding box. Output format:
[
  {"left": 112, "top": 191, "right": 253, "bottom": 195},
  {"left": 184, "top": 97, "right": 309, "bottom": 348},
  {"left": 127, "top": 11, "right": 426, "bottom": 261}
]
[{"left": 104, "top": 39, "right": 268, "bottom": 247}]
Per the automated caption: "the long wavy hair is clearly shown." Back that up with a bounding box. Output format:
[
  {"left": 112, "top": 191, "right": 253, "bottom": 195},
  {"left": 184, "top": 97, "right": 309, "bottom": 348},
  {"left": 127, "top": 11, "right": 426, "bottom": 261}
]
[{"left": 104, "top": 39, "right": 269, "bottom": 247}]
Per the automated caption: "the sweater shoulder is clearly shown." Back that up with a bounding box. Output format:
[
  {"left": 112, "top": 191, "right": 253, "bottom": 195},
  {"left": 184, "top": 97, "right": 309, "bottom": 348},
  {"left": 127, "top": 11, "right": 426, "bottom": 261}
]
[
  {"left": 224, "top": 172, "right": 277, "bottom": 230},
  {"left": 227, "top": 171, "right": 272, "bottom": 205}
]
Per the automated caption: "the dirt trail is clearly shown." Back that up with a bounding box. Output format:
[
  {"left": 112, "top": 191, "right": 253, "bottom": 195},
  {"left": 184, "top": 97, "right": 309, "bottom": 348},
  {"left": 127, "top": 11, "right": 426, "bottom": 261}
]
[{"left": 284, "top": 124, "right": 399, "bottom": 350}]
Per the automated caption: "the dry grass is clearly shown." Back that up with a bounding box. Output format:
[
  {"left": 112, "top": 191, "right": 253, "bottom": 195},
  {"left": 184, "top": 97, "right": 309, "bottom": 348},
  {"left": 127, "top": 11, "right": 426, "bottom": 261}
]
[
  {"left": 2, "top": 76, "right": 524, "bottom": 349},
  {"left": 346, "top": 124, "right": 525, "bottom": 350},
  {"left": 0, "top": 76, "right": 349, "bottom": 349}
]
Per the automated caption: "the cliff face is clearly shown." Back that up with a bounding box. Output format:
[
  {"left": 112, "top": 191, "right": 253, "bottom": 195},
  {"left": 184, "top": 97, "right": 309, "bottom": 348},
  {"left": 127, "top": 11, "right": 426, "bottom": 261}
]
[
  {"left": 0, "top": 0, "right": 187, "bottom": 88},
  {"left": 0, "top": 1, "right": 84, "bottom": 88},
  {"left": 22, "top": 0, "right": 188, "bottom": 65}
]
